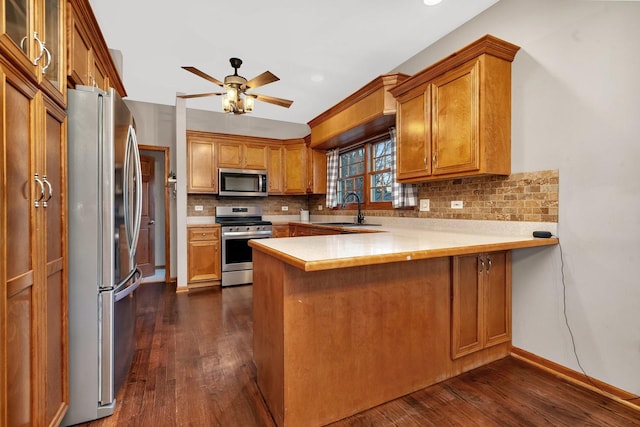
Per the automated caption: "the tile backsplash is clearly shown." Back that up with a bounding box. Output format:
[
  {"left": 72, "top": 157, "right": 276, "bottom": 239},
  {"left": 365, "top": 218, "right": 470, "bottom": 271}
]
[{"left": 188, "top": 169, "right": 558, "bottom": 223}]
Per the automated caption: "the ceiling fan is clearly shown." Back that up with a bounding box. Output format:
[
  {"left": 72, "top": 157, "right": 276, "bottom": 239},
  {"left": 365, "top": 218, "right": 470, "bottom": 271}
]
[{"left": 179, "top": 58, "right": 293, "bottom": 114}]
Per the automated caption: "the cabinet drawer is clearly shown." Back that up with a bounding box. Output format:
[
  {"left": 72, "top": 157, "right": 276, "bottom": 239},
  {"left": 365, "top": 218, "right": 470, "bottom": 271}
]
[{"left": 188, "top": 227, "right": 220, "bottom": 241}]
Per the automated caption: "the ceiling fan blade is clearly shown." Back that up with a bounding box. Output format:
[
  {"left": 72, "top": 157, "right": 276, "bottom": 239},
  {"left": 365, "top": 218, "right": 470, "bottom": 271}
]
[
  {"left": 245, "top": 71, "right": 279, "bottom": 89},
  {"left": 252, "top": 93, "right": 293, "bottom": 108},
  {"left": 182, "top": 66, "right": 224, "bottom": 87},
  {"left": 177, "top": 92, "right": 225, "bottom": 99}
]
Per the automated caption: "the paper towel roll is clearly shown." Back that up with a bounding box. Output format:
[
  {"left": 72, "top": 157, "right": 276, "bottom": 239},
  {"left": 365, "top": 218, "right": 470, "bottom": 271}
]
[{"left": 300, "top": 209, "right": 310, "bottom": 222}]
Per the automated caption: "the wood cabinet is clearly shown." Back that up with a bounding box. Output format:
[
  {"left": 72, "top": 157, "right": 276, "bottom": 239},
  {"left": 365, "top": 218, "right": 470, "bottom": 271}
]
[
  {"left": 187, "top": 132, "right": 217, "bottom": 193},
  {"left": 187, "top": 226, "right": 221, "bottom": 286},
  {"left": 271, "top": 224, "right": 290, "bottom": 238},
  {"left": 1, "top": 0, "right": 66, "bottom": 105},
  {"left": 283, "top": 142, "right": 307, "bottom": 194},
  {"left": 283, "top": 141, "right": 326, "bottom": 195},
  {"left": 390, "top": 35, "right": 520, "bottom": 183},
  {"left": 267, "top": 146, "right": 283, "bottom": 194},
  {"left": 289, "top": 224, "right": 340, "bottom": 237},
  {"left": 451, "top": 251, "right": 511, "bottom": 359},
  {"left": 66, "top": 0, "right": 126, "bottom": 96},
  {"left": 1, "top": 60, "right": 68, "bottom": 426},
  {"left": 218, "top": 141, "right": 267, "bottom": 170}
]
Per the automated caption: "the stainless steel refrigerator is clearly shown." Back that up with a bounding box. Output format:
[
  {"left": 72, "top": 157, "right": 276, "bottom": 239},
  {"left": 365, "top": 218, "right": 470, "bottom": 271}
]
[{"left": 63, "top": 86, "right": 143, "bottom": 425}]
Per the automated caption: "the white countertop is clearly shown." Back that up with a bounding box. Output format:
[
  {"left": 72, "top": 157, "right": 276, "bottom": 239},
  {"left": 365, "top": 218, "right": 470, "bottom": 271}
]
[{"left": 250, "top": 221, "right": 558, "bottom": 271}]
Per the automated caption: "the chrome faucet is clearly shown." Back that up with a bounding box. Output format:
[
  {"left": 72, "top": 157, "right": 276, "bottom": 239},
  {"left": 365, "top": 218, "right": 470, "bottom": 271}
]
[{"left": 342, "top": 192, "right": 365, "bottom": 224}]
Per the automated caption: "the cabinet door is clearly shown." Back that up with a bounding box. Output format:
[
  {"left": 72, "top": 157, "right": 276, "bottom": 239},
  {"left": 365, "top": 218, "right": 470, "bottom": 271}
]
[
  {"left": 38, "top": 0, "right": 65, "bottom": 104},
  {"left": 244, "top": 143, "right": 267, "bottom": 169},
  {"left": 396, "top": 84, "right": 431, "bottom": 181},
  {"left": 1, "top": 63, "right": 39, "bottom": 427},
  {"left": 267, "top": 146, "right": 283, "bottom": 194},
  {"left": 218, "top": 141, "right": 243, "bottom": 168},
  {"left": 451, "top": 254, "right": 483, "bottom": 359},
  {"left": 0, "top": 0, "right": 39, "bottom": 78},
  {"left": 307, "top": 147, "right": 326, "bottom": 194},
  {"left": 431, "top": 60, "right": 480, "bottom": 176},
  {"left": 40, "top": 94, "right": 68, "bottom": 425},
  {"left": 283, "top": 144, "right": 307, "bottom": 194},
  {"left": 484, "top": 251, "right": 511, "bottom": 347},
  {"left": 451, "top": 251, "right": 511, "bottom": 360},
  {"left": 187, "top": 227, "right": 221, "bottom": 283},
  {"left": 67, "top": 6, "right": 91, "bottom": 87},
  {"left": 187, "top": 136, "right": 217, "bottom": 193}
]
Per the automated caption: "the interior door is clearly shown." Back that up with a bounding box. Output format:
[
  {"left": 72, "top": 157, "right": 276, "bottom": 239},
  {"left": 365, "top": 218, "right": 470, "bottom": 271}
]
[{"left": 137, "top": 155, "right": 155, "bottom": 277}]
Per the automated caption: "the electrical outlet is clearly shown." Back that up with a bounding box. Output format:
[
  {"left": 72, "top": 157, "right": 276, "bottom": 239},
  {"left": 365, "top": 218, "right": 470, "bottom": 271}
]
[
  {"left": 451, "top": 200, "right": 463, "bottom": 209},
  {"left": 318, "top": 205, "right": 323, "bottom": 211},
  {"left": 194, "top": 205, "right": 204, "bottom": 212},
  {"left": 281, "top": 206, "right": 289, "bottom": 211},
  {"left": 419, "top": 199, "right": 430, "bottom": 212}
]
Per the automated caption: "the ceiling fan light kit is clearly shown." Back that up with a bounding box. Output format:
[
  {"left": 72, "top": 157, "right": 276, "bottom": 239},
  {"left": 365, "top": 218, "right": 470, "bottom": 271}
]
[{"left": 181, "top": 57, "right": 293, "bottom": 115}]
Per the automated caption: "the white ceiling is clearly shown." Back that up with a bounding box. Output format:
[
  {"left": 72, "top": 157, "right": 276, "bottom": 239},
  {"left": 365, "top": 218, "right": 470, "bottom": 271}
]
[{"left": 89, "top": 0, "right": 499, "bottom": 125}]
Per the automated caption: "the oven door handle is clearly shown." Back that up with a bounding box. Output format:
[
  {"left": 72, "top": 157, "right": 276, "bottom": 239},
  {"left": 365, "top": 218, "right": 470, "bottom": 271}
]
[{"left": 222, "top": 230, "right": 273, "bottom": 238}]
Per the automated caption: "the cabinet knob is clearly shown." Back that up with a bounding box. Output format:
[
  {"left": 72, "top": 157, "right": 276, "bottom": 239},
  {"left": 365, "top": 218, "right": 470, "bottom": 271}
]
[{"left": 202, "top": 233, "right": 206, "bottom": 236}]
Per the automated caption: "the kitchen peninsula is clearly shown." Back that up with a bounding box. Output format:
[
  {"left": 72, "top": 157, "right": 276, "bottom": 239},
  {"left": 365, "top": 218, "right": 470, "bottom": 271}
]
[{"left": 249, "top": 226, "right": 558, "bottom": 427}]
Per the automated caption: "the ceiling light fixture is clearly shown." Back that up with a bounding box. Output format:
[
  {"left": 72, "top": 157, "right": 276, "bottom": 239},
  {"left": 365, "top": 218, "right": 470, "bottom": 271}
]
[
  {"left": 423, "top": 0, "right": 442, "bottom": 5},
  {"left": 222, "top": 58, "right": 254, "bottom": 114}
]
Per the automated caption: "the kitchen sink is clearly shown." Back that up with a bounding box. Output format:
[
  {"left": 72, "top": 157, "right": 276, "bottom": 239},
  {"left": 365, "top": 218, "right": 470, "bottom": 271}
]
[{"left": 313, "top": 222, "right": 381, "bottom": 227}]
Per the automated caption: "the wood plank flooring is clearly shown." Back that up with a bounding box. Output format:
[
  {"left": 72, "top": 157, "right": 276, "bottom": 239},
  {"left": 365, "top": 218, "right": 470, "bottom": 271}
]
[{"left": 78, "top": 282, "right": 639, "bottom": 427}]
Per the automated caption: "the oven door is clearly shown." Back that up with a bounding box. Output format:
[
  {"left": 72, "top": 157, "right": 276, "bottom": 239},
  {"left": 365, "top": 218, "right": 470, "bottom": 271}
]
[{"left": 221, "top": 230, "right": 272, "bottom": 272}]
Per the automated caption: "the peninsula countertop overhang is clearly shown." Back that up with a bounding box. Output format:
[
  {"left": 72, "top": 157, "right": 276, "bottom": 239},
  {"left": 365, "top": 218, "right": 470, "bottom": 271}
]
[{"left": 249, "top": 224, "right": 559, "bottom": 272}]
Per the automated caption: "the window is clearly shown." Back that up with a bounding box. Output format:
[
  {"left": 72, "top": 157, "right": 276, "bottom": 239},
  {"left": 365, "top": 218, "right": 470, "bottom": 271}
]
[{"left": 337, "top": 135, "right": 393, "bottom": 208}]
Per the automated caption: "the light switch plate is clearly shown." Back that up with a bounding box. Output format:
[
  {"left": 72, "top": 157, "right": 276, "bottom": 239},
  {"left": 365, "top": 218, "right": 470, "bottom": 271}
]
[
  {"left": 451, "top": 201, "right": 463, "bottom": 209},
  {"left": 419, "top": 199, "right": 430, "bottom": 212}
]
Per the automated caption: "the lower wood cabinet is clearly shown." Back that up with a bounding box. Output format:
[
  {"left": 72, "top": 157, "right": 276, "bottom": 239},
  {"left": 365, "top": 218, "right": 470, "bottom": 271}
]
[
  {"left": 451, "top": 251, "right": 511, "bottom": 359},
  {"left": 271, "top": 224, "right": 290, "bottom": 238},
  {"left": 289, "top": 224, "right": 340, "bottom": 237},
  {"left": 187, "top": 225, "right": 221, "bottom": 286}
]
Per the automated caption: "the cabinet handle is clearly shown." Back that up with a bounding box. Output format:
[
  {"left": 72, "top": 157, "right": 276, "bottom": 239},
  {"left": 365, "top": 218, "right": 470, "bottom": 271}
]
[
  {"left": 41, "top": 45, "right": 51, "bottom": 74},
  {"left": 42, "top": 175, "right": 53, "bottom": 208},
  {"left": 202, "top": 233, "right": 206, "bottom": 236},
  {"left": 423, "top": 157, "right": 427, "bottom": 168},
  {"left": 34, "top": 173, "right": 45, "bottom": 208},
  {"left": 486, "top": 256, "right": 492, "bottom": 274},
  {"left": 432, "top": 152, "right": 438, "bottom": 167},
  {"left": 479, "top": 256, "right": 485, "bottom": 273},
  {"left": 32, "top": 32, "right": 46, "bottom": 66}
]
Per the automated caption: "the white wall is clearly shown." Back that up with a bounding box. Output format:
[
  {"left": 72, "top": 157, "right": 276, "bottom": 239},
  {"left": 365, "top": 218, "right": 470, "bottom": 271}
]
[{"left": 393, "top": 0, "right": 640, "bottom": 394}]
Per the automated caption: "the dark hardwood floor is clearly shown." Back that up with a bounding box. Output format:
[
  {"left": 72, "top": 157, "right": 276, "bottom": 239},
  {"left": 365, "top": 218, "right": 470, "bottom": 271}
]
[{"left": 79, "top": 282, "right": 639, "bottom": 427}]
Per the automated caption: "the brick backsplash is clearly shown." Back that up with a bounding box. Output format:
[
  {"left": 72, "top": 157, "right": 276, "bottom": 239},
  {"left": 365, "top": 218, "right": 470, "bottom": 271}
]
[
  {"left": 189, "top": 170, "right": 558, "bottom": 223},
  {"left": 309, "top": 169, "right": 559, "bottom": 223}
]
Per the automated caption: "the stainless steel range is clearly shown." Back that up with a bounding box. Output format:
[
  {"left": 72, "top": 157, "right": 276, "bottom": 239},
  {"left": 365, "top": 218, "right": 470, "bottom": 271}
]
[{"left": 215, "top": 206, "right": 272, "bottom": 286}]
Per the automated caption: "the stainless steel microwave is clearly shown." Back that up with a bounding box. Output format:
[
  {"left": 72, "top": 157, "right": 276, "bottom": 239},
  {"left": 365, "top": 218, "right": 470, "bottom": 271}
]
[{"left": 218, "top": 168, "right": 268, "bottom": 197}]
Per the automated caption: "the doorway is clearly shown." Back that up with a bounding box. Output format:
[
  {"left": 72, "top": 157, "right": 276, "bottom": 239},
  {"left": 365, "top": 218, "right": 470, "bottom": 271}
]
[{"left": 138, "top": 145, "right": 171, "bottom": 283}]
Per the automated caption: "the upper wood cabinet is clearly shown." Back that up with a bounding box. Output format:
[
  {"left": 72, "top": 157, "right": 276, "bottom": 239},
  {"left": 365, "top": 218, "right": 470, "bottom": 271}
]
[
  {"left": 283, "top": 142, "right": 307, "bottom": 195},
  {"left": 267, "top": 145, "right": 283, "bottom": 194},
  {"left": 283, "top": 140, "right": 326, "bottom": 195},
  {"left": 451, "top": 251, "right": 511, "bottom": 359},
  {"left": 66, "top": 0, "right": 126, "bottom": 96},
  {"left": 390, "top": 35, "right": 520, "bottom": 183},
  {"left": 1, "top": 0, "right": 66, "bottom": 105},
  {"left": 308, "top": 73, "right": 409, "bottom": 150},
  {"left": 218, "top": 140, "right": 268, "bottom": 170},
  {"left": 187, "top": 131, "right": 217, "bottom": 194}
]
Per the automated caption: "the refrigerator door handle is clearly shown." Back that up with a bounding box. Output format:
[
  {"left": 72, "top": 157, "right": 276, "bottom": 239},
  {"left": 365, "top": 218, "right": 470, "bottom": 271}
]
[
  {"left": 129, "top": 126, "right": 143, "bottom": 259},
  {"left": 123, "top": 126, "right": 132, "bottom": 251}
]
